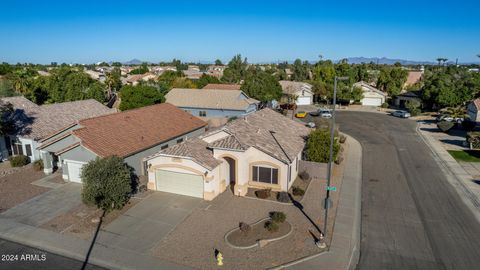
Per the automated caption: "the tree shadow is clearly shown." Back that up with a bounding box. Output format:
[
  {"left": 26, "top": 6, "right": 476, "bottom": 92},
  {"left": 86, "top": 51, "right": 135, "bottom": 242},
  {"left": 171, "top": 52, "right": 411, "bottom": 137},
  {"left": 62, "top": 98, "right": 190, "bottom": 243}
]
[
  {"left": 6, "top": 108, "right": 36, "bottom": 136},
  {"left": 288, "top": 193, "right": 323, "bottom": 235},
  {"left": 81, "top": 210, "right": 105, "bottom": 270}
]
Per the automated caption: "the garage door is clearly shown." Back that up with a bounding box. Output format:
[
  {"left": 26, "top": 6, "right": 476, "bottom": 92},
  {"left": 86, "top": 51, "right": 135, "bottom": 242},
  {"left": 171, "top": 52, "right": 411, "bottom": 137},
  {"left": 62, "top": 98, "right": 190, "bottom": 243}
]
[
  {"left": 362, "top": 97, "right": 382, "bottom": 106},
  {"left": 296, "top": 96, "right": 312, "bottom": 105},
  {"left": 155, "top": 170, "right": 204, "bottom": 198},
  {"left": 67, "top": 161, "right": 85, "bottom": 183}
]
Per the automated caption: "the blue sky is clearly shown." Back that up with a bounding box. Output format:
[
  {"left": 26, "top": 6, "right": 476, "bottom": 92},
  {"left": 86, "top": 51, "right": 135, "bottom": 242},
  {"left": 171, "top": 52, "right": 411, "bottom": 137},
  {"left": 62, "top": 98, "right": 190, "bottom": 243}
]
[{"left": 1, "top": 0, "right": 479, "bottom": 64}]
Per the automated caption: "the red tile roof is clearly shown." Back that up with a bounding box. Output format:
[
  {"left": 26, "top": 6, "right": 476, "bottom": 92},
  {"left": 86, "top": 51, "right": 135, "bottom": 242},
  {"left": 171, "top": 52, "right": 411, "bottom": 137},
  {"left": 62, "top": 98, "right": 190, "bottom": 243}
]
[
  {"left": 73, "top": 103, "right": 207, "bottom": 157},
  {"left": 202, "top": 83, "right": 241, "bottom": 90}
]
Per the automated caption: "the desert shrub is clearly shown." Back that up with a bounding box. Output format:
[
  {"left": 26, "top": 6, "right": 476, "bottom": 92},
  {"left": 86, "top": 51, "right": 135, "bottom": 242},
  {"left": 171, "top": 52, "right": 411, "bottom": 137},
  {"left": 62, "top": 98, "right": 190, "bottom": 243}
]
[
  {"left": 33, "top": 159, "right": 44, "bottom": 171},
  {"left": 276, "top": 192, "right": 290, "bottom": 203},
  {"left": 269, "top": 211, "right": 287, "bottom": 223},
  {"left": 81, "top": 156, "right": 133, "bottom": 212},
  {"left": 335, "top": 156, "right": 344, "bottom": 165},
  {"left": 339, "top": 134, "right": 347, "bottom": 144},
  {"left": 264, "top": 220, "right": 279, "bottom": 232},
  {"left": 462, "top": 120, "right": 477, "bottom": 131},
  {"left": 467, "top": 132, "right": 480, "bottom": 149},
  {"left": 255, "top": 188, "right": 271, "bottom": 199},
  {"left": 292, "top": 186, "right": 305, "bottom": 196},
  {"left": 9, "top": 155, "right": 30, "bottom": 167},
  {"left": 299, "top": 171, "right": 310, "bottom": 181},
  {"left": 239, "top": 222, "right": 251, "bottom": 233},
  {"left": 437, "top": 121, "right": 454, "bottom": 133}
]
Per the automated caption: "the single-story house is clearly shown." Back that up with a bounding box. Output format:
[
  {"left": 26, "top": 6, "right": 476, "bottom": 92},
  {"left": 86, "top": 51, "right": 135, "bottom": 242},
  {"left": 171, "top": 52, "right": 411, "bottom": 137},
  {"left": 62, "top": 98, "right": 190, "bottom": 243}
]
[
  {"left": 404, "top": 70, "right": 423, "bottom": 88},
  {"left": 394, "top": 91, "right": 423, "bottom": 108},
  {"left": 467, "top": 99, "right": 480, "bottom": 122},
  {"left": 165, "top": 88, "right": 259, "bottom": 118},
  {"left": 0, "top": 96, "right": 114, "bottom": 162},
  {"left": 202, "top": 83, "right": 241, "bottom": 90},
  {"left": 38, "top": 103, "right": 207, "bottom": 182},
  {"left": 279, "top": 80, "right": 314, "bottom": 105},
  {"left": 353, "top": 81, "right": 387, "bottom": 107},
  {"left": 144, "top": 108, "right": 310, "bottom": 200}
]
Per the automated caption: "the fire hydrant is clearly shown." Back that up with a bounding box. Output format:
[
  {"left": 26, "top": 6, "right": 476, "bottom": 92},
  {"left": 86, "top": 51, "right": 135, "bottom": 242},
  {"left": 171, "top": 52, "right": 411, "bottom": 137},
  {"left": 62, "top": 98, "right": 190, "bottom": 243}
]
[{"left": 216, "top": 251, "right": 224, "bottom": 266}]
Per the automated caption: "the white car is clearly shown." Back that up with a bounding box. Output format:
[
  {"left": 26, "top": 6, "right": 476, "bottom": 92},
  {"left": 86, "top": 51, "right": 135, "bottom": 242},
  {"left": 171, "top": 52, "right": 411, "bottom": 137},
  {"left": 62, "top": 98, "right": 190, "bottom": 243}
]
[{"left": 392, "top": 110, "right": 411, "bottom": 118}]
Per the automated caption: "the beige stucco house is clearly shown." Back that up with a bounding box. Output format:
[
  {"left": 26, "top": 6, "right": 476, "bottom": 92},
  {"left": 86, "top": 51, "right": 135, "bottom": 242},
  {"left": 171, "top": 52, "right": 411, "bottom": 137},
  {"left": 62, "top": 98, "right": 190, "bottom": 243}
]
[{"left": 144, "top": 109, "right": 310, "bottom": 200}]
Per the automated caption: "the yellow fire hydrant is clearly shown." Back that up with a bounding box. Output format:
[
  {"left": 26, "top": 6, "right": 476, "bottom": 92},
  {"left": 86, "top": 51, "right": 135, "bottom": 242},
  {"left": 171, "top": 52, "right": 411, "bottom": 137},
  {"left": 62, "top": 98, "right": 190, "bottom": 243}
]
[{"left": 216, "top": 251, "right": 224, "bottom": 266}]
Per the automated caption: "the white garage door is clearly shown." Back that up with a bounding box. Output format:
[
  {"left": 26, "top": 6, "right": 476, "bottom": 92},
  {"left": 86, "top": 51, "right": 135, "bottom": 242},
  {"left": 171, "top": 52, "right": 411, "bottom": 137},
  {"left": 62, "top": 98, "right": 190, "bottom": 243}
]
[
  {"left": 296, "top": 96, "right": 312, "bottom": 105},
  {"left": 362, "top": 97, "right": 382, "bottom": 106},
  {"left": 67, "top": 161, "right": 85, "bottom": 183},
  {"left": 155, "top": 170, "right": 204, "bottom": 198}
]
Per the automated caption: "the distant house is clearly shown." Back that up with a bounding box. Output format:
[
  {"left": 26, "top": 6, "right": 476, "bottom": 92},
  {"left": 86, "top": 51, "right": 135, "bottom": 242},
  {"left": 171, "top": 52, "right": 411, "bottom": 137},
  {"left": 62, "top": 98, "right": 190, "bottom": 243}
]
[
  {"left": 165, "top": 88, "right": 259, "bottom": 118},
  {"left": 206, "top": 65, "right": 226, "bottom": 78},
  {"left": 394, "top": 91, "right": 423, "bottom": 109},
  {"left": 353, "top": 81, "right": 387, "bottom": 107},
  {"left": 284, "top": 68, "right": 293, "bottom": 79},
  {"left": 467, "top": 99, "right": 480, "bottom": 122},
  {"left": 404, "top": 70, "right": 424, "bottom": 88},
  {"left": 182, "top": 69, "right": 204, "bottom": 80},
  {"left": 0, "top": 97, "right": 114, "bottom": 165},
  {"left": 144, "top": 109, "right": 309, "bottom": 200},
  {"left": 279, "top": 81, "right": 314, "bottom": 105},
  {"left": 125, "top": 73, "right": 157, "bottom": 85},
  {"left": 202, "top": 83, "right": 241, "bottom": 90},
  {"left": 38, "top": 103, "right": 207, "bottom": 182}
]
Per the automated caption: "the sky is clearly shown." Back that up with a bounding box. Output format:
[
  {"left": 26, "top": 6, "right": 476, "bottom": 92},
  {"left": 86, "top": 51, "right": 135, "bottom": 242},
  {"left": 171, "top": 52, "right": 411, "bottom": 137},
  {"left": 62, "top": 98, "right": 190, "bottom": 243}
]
[{"left": 1, "top": 0, "right": 479, "bottom": 64}]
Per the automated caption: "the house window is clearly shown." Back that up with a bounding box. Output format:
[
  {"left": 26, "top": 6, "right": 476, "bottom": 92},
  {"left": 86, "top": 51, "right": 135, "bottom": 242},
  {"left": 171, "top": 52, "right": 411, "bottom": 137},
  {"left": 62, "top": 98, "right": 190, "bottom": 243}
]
[
  {"left": 25, "top": 144, "right": 32, "bottom": 157},
  {"left": 12, "top": 143, "right": 23, "bottom": 156},
  {"left": 161, "top": 145, "right": 168, "bottom": 150},
  {"left": 252, "top": 166, "right": 278, "bottom": 184},
  {"left": 176, "top": 138, "right": 183, "bottom": 144},
  {"left": 199, "top": 111, "right": 207, "bottom": 117}
]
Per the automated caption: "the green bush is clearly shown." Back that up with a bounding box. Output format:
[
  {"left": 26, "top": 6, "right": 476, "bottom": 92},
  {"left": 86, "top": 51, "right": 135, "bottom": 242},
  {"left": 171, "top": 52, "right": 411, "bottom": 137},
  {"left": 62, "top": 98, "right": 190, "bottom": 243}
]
[
  {"left": 437, "top": 121, "right": 455, "bottom": 133},
  {"left": 264, "top": 220, "right": 279, "bottom": 232},
  {"left": 299, "top": 171, "right": 310, "bottom": 181},
  {"left": 381, "top": 102, "right": 389, "bottom": 108},
  {"left": 276, "top": 192, "right": 290, "bottom": 203},
  {"left": 269, "top": 211, "right": 286, "bottom": 223},
  {"left": 405, "top": 100, "right": 421, "bottom": 116},
  {"left": 9, "top": 155, "right": 30, "bottom": 167},
  {"left": 467, "top": 132, "right": 480, "bottom": 149},
  {"left": 33, "top": 159, "right": 44, "bottom": 171},
  {"left": 292, "top": 186, "right": 305, "bottom": 196},
  {"left": 81, "top": 156, "right": 133, "bottom": 212},
  {"left": 306, "top": 129, "right": 340, "bottom": 163},
  {"left": 255, "top": 188, "right": 271, "bottom": 199}
]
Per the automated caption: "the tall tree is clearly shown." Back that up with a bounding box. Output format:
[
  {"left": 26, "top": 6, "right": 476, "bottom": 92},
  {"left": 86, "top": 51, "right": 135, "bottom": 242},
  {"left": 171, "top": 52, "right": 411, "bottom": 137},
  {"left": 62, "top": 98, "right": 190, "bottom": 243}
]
[
  {"left": 222, "top": 54, "right": 248, "bottom": 83},
  {"left": 119, "top": 85, "right": 164, "bottom": 111},
  {"left": 292, "top": 59, "right": 309, "bottom": 81},
  {"left": 240, "top": 71, "right": 282, "bottom": 103}
]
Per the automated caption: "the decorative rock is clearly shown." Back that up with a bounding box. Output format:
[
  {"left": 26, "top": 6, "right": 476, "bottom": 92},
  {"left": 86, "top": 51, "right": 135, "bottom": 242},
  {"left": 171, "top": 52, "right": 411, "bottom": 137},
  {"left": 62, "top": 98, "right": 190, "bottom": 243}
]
[
  {"left": 258, "top": 239, "right": 269, "bottom": 248},
  {"left": 91, "top": 217, "right": 100, "bottom": 223}
]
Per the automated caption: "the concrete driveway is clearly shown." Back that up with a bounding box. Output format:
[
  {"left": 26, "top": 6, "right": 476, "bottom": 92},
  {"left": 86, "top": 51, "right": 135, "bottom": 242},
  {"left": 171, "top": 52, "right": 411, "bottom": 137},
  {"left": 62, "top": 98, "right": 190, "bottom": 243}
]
[
  {"left": 0, "top": 183, "right": 82, "bottom": 227},
  {"left": 97, "top": 191, "right": 203, "bottom": 254}
]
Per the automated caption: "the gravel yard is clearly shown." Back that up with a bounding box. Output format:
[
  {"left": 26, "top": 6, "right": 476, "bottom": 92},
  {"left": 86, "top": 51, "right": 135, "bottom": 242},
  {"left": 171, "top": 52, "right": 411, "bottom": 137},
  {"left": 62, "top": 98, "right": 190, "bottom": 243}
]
[
  {"left": 0, "top": 164, "right": 50, "bottom": 213},
  {"left": 152, "top": 159, "right": 345, "bottom": 270}
]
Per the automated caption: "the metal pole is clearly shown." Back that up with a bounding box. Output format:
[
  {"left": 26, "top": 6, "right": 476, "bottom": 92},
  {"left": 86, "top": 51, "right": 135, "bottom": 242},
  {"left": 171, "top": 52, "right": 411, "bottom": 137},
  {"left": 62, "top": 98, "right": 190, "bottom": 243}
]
[{"left": 323, "top": 77, "right": 337, "bottom": 238}]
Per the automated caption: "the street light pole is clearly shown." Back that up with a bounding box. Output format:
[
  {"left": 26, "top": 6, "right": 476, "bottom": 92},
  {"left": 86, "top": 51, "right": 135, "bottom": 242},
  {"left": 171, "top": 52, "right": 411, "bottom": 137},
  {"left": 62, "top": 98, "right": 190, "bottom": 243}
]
[{"left": 323, "top": 76, "right": 348, "bottom": 240}]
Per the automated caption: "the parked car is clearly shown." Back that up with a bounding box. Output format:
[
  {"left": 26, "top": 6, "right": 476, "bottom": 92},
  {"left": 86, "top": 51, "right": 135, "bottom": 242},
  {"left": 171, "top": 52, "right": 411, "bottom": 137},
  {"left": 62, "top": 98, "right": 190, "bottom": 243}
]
[
  {"left": 295, "top": 111, "right": 307, "bottom": 118},
  {"left": 435, "top": 115, "right": 463, "bottom": 123},
  {"left": 306, "top": 122, "right": 316, "bottom": 128},
  {"left": 310, "top": 108, "right": 332, "bottom": 118},
  {"left": 392, "top": 110, "right": 411, "bottom": 118}
]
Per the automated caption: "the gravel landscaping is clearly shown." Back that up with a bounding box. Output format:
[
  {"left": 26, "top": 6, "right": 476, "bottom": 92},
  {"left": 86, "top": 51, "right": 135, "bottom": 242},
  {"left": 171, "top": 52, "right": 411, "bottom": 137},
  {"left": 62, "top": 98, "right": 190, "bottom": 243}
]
[
  {"left": 0, "top": 164, "right": 50, "bottom": 213},
  {"left": 226, "top": 219, "right": 292, "bottom": 248},
  {"left": 152, "top": 157, "right": 345, "bottom": 270}
]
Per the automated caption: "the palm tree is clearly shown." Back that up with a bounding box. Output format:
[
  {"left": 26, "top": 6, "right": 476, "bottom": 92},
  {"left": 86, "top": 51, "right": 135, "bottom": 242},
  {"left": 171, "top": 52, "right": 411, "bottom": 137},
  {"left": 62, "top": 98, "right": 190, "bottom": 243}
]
[{"left": 104, "top": 72, "right": 115, "bottom": 100}]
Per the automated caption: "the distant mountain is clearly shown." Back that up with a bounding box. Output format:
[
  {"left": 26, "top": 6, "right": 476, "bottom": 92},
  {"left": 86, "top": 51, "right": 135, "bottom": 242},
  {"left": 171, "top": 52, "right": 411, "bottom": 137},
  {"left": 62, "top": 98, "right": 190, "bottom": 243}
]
[
  {"left": 123, "top": 59, "right": 144, "bottom": 65},
  {"left": 344, "top": 57, "right": 435, "bottom": 65}
]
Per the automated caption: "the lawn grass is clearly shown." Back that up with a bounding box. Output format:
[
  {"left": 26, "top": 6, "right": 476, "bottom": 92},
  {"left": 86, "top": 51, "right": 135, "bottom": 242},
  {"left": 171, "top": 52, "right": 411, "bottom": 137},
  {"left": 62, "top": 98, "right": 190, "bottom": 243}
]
[{"left": 447, "top": 150, "right": 480, "bottom": 162}]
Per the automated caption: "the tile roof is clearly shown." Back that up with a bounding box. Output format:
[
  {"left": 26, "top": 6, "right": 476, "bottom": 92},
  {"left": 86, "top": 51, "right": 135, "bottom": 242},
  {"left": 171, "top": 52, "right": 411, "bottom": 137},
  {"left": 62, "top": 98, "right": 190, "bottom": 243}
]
[
  {"left": 208, "top": 135, "right": 246, "bottom": 151},
  {"left": 156, "top": 138, "right": 221, "bottom": 170},
  {"left": 73, "top": 103, "right": 207, "bottom": 158},
  {"left": 472, "top": 99, "right": 480, "bottom": 110},
  {"left": 279, "top": 81, "right": 313, "bottom": 95},
  {"left": 353, "top": 81, "right": 387, "bottom": 97},
  {"left": 202, "top": 84, "right": 241, "bottom": 90},
  {"left": 165, "top": 88, "right": 259, "bottom": 111},
  {"left": 2, "top": 97, "right": 114, "bottom": 140},
  {"left": 405, "top": 71, "right": 423, "bottom": 86}
]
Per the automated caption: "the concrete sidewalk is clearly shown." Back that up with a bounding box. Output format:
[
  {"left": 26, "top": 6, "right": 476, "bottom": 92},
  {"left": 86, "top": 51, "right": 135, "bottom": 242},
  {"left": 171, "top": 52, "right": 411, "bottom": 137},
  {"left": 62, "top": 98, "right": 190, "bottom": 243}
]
[
  {"left": 416, "top": 121, "right": 480, "bottom": 222},
  {"left": 273, "top": 134, "right": 362, "bottom": 270}
]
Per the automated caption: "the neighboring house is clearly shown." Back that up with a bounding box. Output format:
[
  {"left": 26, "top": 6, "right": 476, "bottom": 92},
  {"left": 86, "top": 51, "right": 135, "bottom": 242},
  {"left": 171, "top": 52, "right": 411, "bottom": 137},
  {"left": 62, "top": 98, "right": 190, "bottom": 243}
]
[
  {"left": 165, "top": 88, "right": 259, "bottom": 118},
  {"left": 394, "top": 91, "right": 423, "bottom": 109},
  {"left": 353, "top": 81, "right": 387, "bottom": 106},
  {"left": 144, "top": 108, "right": 310, "bottom": 200},
  {"left": 285, "top": 68, "right": 293, "bottom": 79},
  {"left": 0, "top": 96, "right": 114, "bottom": 162},
  {"left": 202, "top": 83, "right": 241, "bottom": 90},
  {"left": 125, "top": 73, "right": 157, "bottom": 86},
  {"left": 182, "top": 69, "right": 204, "bottom": 80},
  {"left": 279, "top": 80, "right": 314, "bottom": 105},
  {"left": 467, "top": 99, "right": 480, "bottom": 122},
  {"left": 206, "top": 65, "right": 226, "bottom": 78},
  {"left": 404, "top": 70, "right": 423, "bottom": 88},
  {"left": 38, "top": 103, "right": 207, "bottom": 182}
]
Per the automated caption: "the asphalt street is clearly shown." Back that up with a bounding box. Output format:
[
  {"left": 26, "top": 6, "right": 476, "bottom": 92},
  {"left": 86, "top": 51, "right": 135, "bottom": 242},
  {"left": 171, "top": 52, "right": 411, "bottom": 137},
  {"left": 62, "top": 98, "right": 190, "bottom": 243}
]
[
  {"left": 336, "top": 111, "right": 480, "bottom": 270},
  {"left": 0, "top": 239, "right": 104, "bottom": 270}
]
